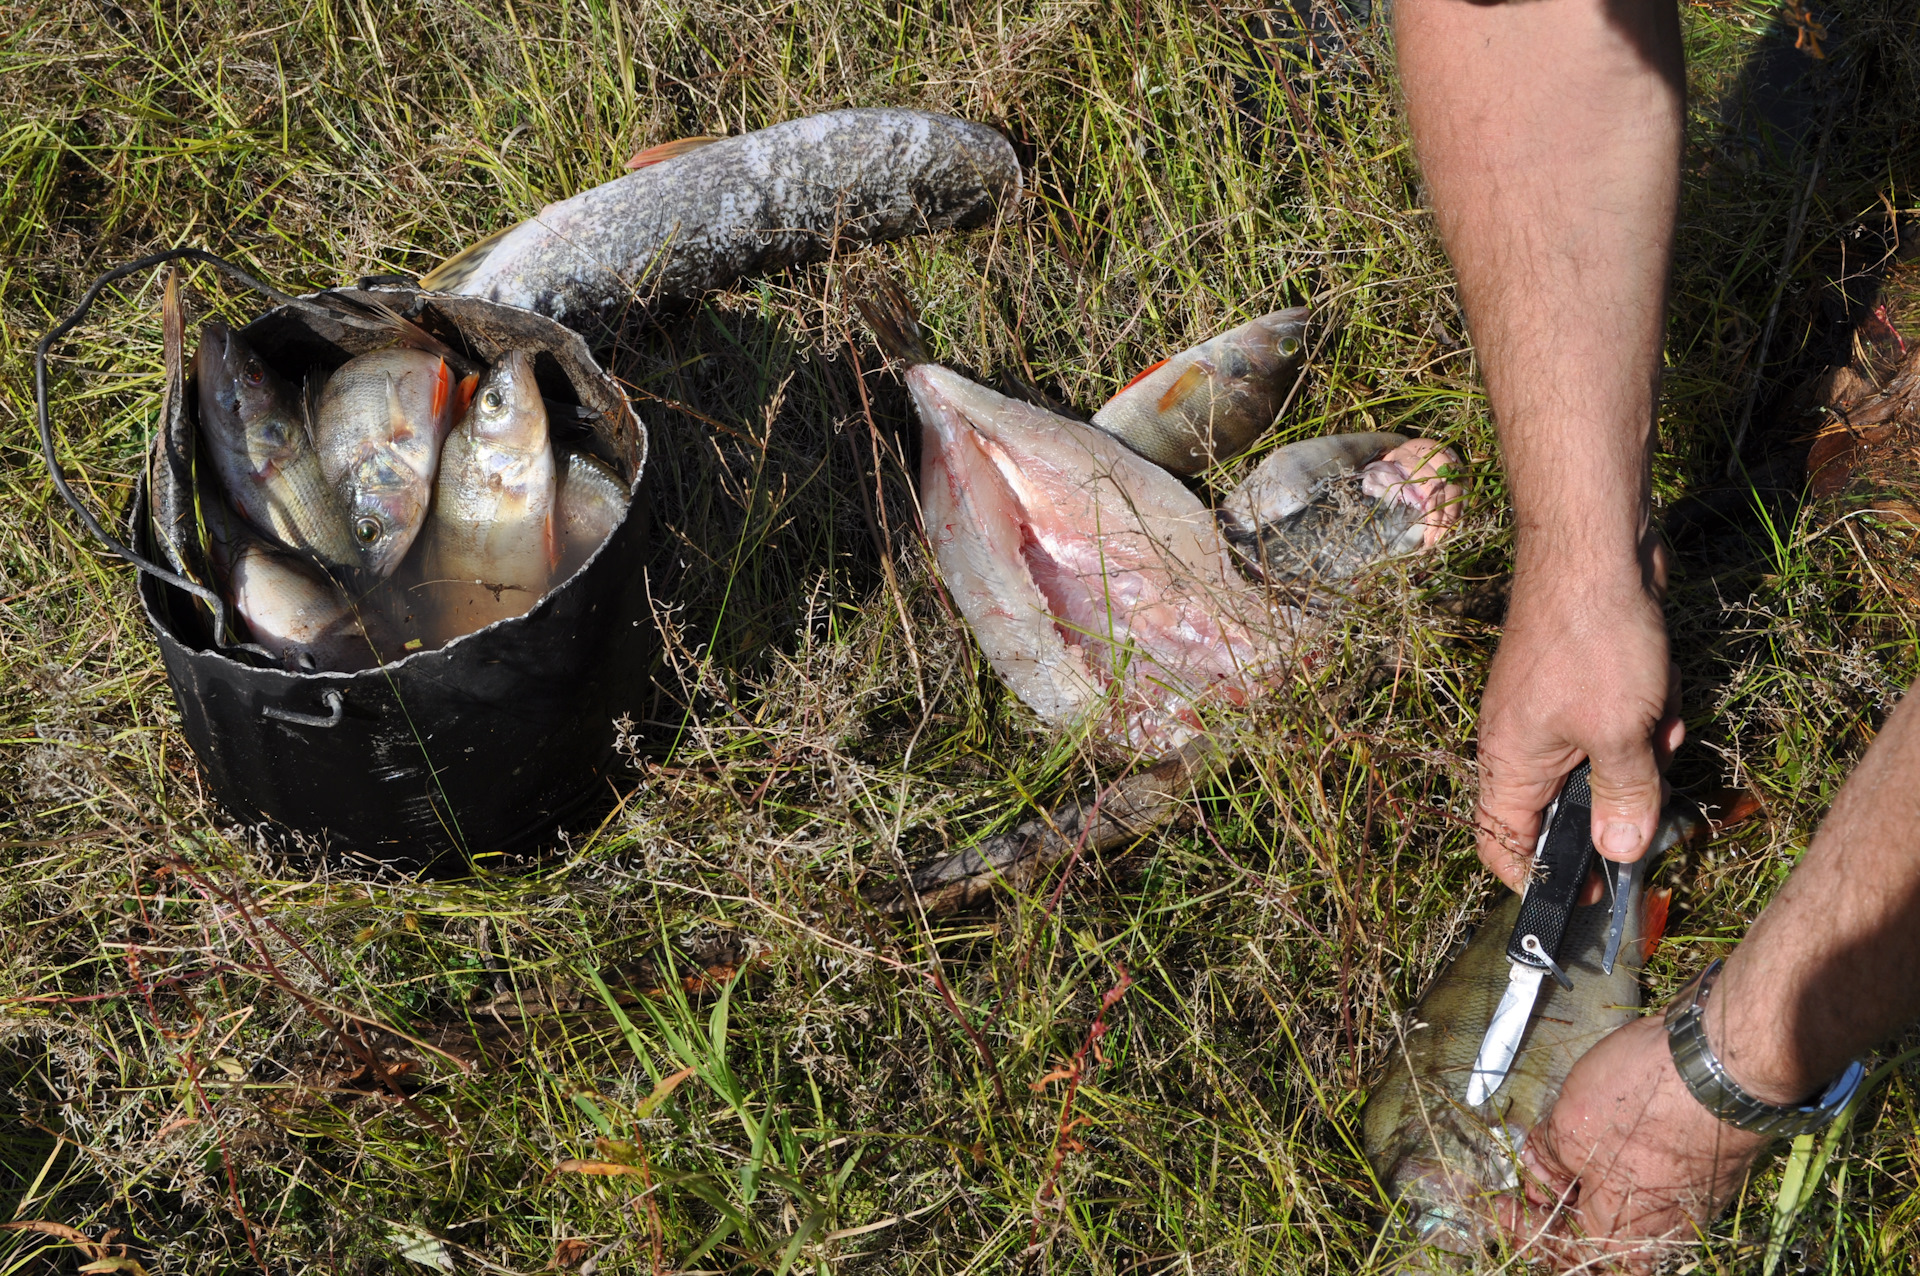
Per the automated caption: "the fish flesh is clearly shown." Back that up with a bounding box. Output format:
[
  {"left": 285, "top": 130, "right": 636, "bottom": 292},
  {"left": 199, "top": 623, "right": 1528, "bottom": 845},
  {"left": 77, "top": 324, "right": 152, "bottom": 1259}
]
[
  {"left": 553, "top": 449, "right": 630, "bottom": 581},
  {"left": 204, "top": 500, "right": 375, "bottom": 672},
  {"left": 862, "top": 289, "right": 1283, "bottom": 752},
  {"left": 194, "top": 322, "right": 361, "bottom": 571},
  {"left": 417, "top": 349, "right": 557, "bottom": 638},
  {"left": 1360, "top": 805, "right": 1699, "bottom": 1268},
  {"left": 423, "top": 110, "right": 1021, "bottom": 344},
  {"left": 313, "top": 347, "right": 460, "bottom": 578},
  {"left": 1218, "top": 434, "right": 1463, "bottom": 589},
  {"left": 1090, "top": 308, "right": 1309, "bottom": 475}
]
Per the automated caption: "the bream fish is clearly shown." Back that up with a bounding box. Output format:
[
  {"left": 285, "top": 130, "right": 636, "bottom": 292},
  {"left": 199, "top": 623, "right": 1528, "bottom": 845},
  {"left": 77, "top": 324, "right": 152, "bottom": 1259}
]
[
  {"left": 423, "top": 110, "right": 1021, "bottom": 344},
  {"left": 417, "top": 349, "right": 557, "bottom": 638},
  {"left": 204, "top": 500, "right": 375, "bottom": 672},
  {"left": 1218, "top": 433, "right": 1463, "bottom": 590},
  {"left": 1360, "top": 806, "right": 1698, "bottom": 1269},
  {"left": 1090, "top": 308, "right": 1310, "bottom": 475},
  {"left": 861, "top": 288, "right": 1283, "bottom": 753},
  {"left": 313, "top": 347, "right": 461, "bottom": 578},
  {"left": 195, "top": 322, "right": 361, "bottom": 571},
  {"left": 553, "top": 449, "right": 629, "bottom": 582}
]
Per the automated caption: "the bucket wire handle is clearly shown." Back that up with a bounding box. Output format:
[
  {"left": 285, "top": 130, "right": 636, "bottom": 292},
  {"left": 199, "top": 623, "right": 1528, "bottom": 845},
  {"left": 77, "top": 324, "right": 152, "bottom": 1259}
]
[
  {"left": 261, "top": 689, "right": 345, "bottom": 729},
  {"left": 34, "top": 247, "right": 314, "bottom": 649}
]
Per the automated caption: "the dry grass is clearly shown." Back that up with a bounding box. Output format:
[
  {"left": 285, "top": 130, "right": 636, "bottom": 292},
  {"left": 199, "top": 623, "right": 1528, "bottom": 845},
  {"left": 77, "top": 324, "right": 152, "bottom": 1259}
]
[{"left": 2, "top": 0, "right": 1919, "bottom": 1271}]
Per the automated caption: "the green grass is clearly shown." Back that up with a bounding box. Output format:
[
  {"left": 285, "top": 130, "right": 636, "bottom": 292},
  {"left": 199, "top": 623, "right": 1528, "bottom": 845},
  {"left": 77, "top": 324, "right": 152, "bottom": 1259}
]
[{"left": 2, "top": 0, "right": 1918, "bottom": 1271}]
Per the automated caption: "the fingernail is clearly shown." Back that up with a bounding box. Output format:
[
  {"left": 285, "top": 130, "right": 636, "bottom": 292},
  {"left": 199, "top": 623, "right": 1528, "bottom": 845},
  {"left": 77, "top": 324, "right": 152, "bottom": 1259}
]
[{"left": 1602, "top": 821, "right": 1641, "bottom": 858}]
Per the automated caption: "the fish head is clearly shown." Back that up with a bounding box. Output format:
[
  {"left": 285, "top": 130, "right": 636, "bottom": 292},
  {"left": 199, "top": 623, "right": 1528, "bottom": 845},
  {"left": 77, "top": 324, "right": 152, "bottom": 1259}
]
[
  {"left": 1370, "top": 1101, "right": 1525, "bottom": 1269},
  {"left": 195, "top": 322, "right": 302, "bottom": 463},
  {"left": 344, "top": 449, "right": 430, "bottom": 578},
  {"left": 465, "top": 348, "right": 548, "bottom": 452}
]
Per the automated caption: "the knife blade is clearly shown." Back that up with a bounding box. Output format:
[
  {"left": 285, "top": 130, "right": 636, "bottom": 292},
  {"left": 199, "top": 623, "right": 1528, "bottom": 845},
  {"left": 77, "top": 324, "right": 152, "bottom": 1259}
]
[
  {"left": 1465, "top": 761, "right": 1597, "bottom": 1106},
  {"left": 1600, "top": 853, "right": 1645, "bottom": 975}
]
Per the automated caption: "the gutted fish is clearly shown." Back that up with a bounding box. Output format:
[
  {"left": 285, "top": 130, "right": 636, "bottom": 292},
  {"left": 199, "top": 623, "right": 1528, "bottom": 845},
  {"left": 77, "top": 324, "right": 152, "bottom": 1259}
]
[
  {"left": 313, "top": 347, "right": 460, "bottom": 578},
  {"left": 204, "top": 500, "right": 375, "bottom": 672},
  {"left": 417, "top": 349, "right": 557, "bottom": 638},
  {"left": 1360, "top": 806, "right": 1699, "bottom": 1269},
  {"left": 553, "top": 449, "right": 630, "bottom": 581},
  {"left": 1218, "top": 434, "right": 1463, "bottom": 589},
  {"left": 1090, "top": 308, "right": 1309, "bottom": 475},
  {"left": 863, "top": 289, "right": 1282, "bottom": 752},
  {"left": 195, "top": 322, "right": 361, "bottom": 571},
  {"left": 423, "top": 110, "right": 1020, "bottom": 344}
]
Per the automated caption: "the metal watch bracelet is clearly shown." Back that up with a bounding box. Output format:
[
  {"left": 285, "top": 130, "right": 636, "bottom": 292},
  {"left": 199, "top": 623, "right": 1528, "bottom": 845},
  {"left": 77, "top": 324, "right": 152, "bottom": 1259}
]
[{"left": 1665, "top": 958, "right": 1866, "bottom": 1139}]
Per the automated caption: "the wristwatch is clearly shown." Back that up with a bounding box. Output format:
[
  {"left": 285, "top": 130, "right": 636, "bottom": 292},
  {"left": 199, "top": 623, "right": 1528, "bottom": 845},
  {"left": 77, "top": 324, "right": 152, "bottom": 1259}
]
[{"left": 1666, "top": 958, "right": 1865, "bottom": 1139}]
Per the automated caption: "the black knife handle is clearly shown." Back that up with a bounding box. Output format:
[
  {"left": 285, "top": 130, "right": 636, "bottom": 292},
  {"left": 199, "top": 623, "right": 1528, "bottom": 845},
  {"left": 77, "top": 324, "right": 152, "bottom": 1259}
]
[{"left": 1507, "top": 761, "right": 1596, "bottom": 968}]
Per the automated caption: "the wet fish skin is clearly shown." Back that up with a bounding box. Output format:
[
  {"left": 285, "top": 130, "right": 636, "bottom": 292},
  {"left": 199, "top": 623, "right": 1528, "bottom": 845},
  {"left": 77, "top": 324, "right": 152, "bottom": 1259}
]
[
  {"left": 1090, "top": 308, "right": 1310, "bottom": 475},
  {"left": 420, "top": 349, "right": 557, "bottom": 638},
  {"left": 553, "top": 449, "right": 629, "bottom": 582},
  {"left": 150, "top": 270, "right": 199, "bottom": 579},
  {"left": 314, "top": 347, "right": 458, "bottom": 578},
  {"left": 911, "top": 361, "right": 1283, "bottom": 752},
  {"left": 1360, "top": 806, "right": 1700, "bottom": 1268},
  {"left": 426, "top": 110, "right": 1020, "bottom": 344},
  {"left": 195, "top": 322, "right": 361, "bottom": 570},
  {"left": 204, "top": 501, "right": 375, "bottom": 672},
  {"left": 1219, "top": 434, "right": 1464, "bottom": 588}
]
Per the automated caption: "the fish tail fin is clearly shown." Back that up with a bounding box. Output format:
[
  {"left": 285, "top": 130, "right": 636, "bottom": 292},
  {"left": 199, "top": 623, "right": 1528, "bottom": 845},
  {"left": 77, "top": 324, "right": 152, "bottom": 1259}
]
[
  {"left": 419, "top": 223, "right": 518, "bottom": 293},
  {"left": 301, "top": 373, "right": 326, "bottom": 446},
  {"left": 623, "top": 134, "right": 721, "bottom": 171},
  {"left": 855, "top": 278, "right": 932, "bottom": 367}
]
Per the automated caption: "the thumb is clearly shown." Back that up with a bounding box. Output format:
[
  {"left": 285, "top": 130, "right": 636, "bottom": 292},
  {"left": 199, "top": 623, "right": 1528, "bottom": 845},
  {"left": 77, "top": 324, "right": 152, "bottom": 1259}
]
[{"left": 1585, "top": 736, "right": 1664, "bottom": 865}]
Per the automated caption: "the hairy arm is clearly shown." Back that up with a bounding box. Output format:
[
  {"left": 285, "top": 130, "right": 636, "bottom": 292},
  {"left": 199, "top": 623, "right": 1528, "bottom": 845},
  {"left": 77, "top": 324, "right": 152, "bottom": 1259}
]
[{"left": 1395, "top": 0, "right": 1686, "bottom": 888}]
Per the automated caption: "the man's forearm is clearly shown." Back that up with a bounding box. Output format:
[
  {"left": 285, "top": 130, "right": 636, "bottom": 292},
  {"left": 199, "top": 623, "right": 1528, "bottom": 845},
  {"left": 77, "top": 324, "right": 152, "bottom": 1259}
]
[
  {"left": 1395, "top": 0, "right": 1681, "bottom": 580},
  {"left": 1714, "top": 682, "right": 1920, "bottom": 1103}
]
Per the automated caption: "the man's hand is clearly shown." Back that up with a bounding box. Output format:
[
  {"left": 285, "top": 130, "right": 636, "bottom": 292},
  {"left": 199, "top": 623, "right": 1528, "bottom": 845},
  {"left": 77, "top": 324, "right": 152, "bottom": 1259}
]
[
  {"left": 1500, "top": 1013, "right": 1769, "bottom": 1273},
  {"left": 1475, "top": 546, "right": 1685, "bottom": 891}
]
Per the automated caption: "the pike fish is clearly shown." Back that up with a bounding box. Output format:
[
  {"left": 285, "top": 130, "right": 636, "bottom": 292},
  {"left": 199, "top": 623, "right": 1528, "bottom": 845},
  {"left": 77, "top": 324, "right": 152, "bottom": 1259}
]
[
  {"left": 1218, "top": 433, "right": 1463, "bottom": 589},
  {"left": 1360, "top": 805, "right": 1698, "bottom": 1268},
  {"left": 205, "top": 501, "right": 375, "bottom": 672},
  {"left": 314, "top": 347, "right": 461, "bottom": 578},
  {"left": 861, "top": 288, "right": 1282, "bottom": 752},
  {"left": 1090, "top": 308, "right": 1310, "bottom": 475},
  {"left": 553, "top": 449, "right": 629, "bottom": 581},
  {"left": 418, "top": 349, "right": 557, "bottom": 637},
  {"left": 195, "top": 322, "right": 361, "bottom": 571},
  {"left": 422, "top": 109, "right": 1021, "bottom": 344}
]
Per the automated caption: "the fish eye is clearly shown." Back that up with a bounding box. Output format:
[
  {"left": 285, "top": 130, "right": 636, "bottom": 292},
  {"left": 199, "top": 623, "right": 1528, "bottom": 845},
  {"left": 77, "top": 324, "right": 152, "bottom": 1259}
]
[
  {"left": 243, "top": 360, "right": 265, "bottom": 385},
  {"left": 1280, "top": 337, "right": 1301, "bottom": 357},
  {"left": 354, "top": 516, "right": 382, "bottom": 544},
  {"left": 481, "top": 387, "right": 505, "bottom": 412}
]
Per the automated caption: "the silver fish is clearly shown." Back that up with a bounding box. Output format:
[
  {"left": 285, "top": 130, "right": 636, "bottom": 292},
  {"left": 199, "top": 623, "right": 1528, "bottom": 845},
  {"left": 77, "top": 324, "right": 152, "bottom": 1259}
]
[
  {"left": 1090, "top": 308, "right": 1310, "bottom": 475},
  {"left": 1218, "top": 434, "right": 1464, "bottom": 589},
  {"left": 149, "top": 269, "right": 199, "bottom": 579},
  {"left": 314, "top": 347, "right": 459, "bottom": 578},
  {"left": 1360, "top": 807, "right": 1698, "bottom": 1269},
  {"left": 862, "top": 288, "right": 1282, "bottom": 753},
  {"left": 553, "top": 449, "right": 629, "bottom": 582},
  {"left": 418, "top": 349, "right": 557, "bottom": 638},
  {"left": 195, "top": 322, "right": 361, "bottom": 570},
  {"left": 423, "top": 110, "right": 1021, "bottom": 344},
  {"left": 205, "top": 501, "right": 375, "bottom": 672}
]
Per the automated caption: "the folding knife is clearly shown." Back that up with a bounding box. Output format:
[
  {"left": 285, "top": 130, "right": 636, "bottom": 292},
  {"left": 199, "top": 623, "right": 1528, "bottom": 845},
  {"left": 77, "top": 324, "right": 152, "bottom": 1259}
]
[{"left": 1466, "top": 761, "right": 1597, "bottom": 1107}]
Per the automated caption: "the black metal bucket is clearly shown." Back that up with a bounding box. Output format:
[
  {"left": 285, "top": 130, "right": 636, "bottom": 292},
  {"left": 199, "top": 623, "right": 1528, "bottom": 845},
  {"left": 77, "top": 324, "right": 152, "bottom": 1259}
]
[{"left": 37, "top": 250, "right": 653, "bottom": 869}]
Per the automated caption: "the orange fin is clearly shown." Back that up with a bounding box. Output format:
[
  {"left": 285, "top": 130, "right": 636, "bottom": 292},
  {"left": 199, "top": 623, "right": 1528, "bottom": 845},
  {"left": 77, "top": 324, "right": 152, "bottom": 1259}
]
[
  {"left": 430, "top": 358, "right": 451, "bottom": 420},
  {"left": 1155, "top": 361, "right": 1210, "bottom": 414},
  {"left": 1642, "top": 887, "right": 1673, "bottom": 963},
  {"left": 455, "top": 372, "right": 480, "bottom": 419},
  {"left": 1117, "top": 357, "right": 1169, "bottom": 395},
  {"left": 623, "top": 135, "right": 721, "bottom": 171}
]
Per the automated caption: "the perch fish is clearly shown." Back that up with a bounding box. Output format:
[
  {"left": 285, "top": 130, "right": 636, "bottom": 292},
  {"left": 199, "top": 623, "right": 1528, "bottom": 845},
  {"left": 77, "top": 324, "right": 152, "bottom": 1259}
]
[
  {"left": 423, "top": 109, "right": 1021, "bottom": 344},
  {"left": 417, "top": 349, "right": 557, "bottom": 637},
  {"left": 1359, "top": 806, "right": 1697, "bottom": 1269},
  {"left": 861, "top": 288, "right": 1282, "bottom": 752},
  {"left": 1090, "top": 307, "right": 1310, "bottom": 475},
  {"left": 195, "top": 322, "right": 361, "bottom": 571},
  {"left": 1218, "top": 433, "right": 1463, "bottom": 589},
  {"left": 313, "top": 347, "right": 462, "bottom": 578}
]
